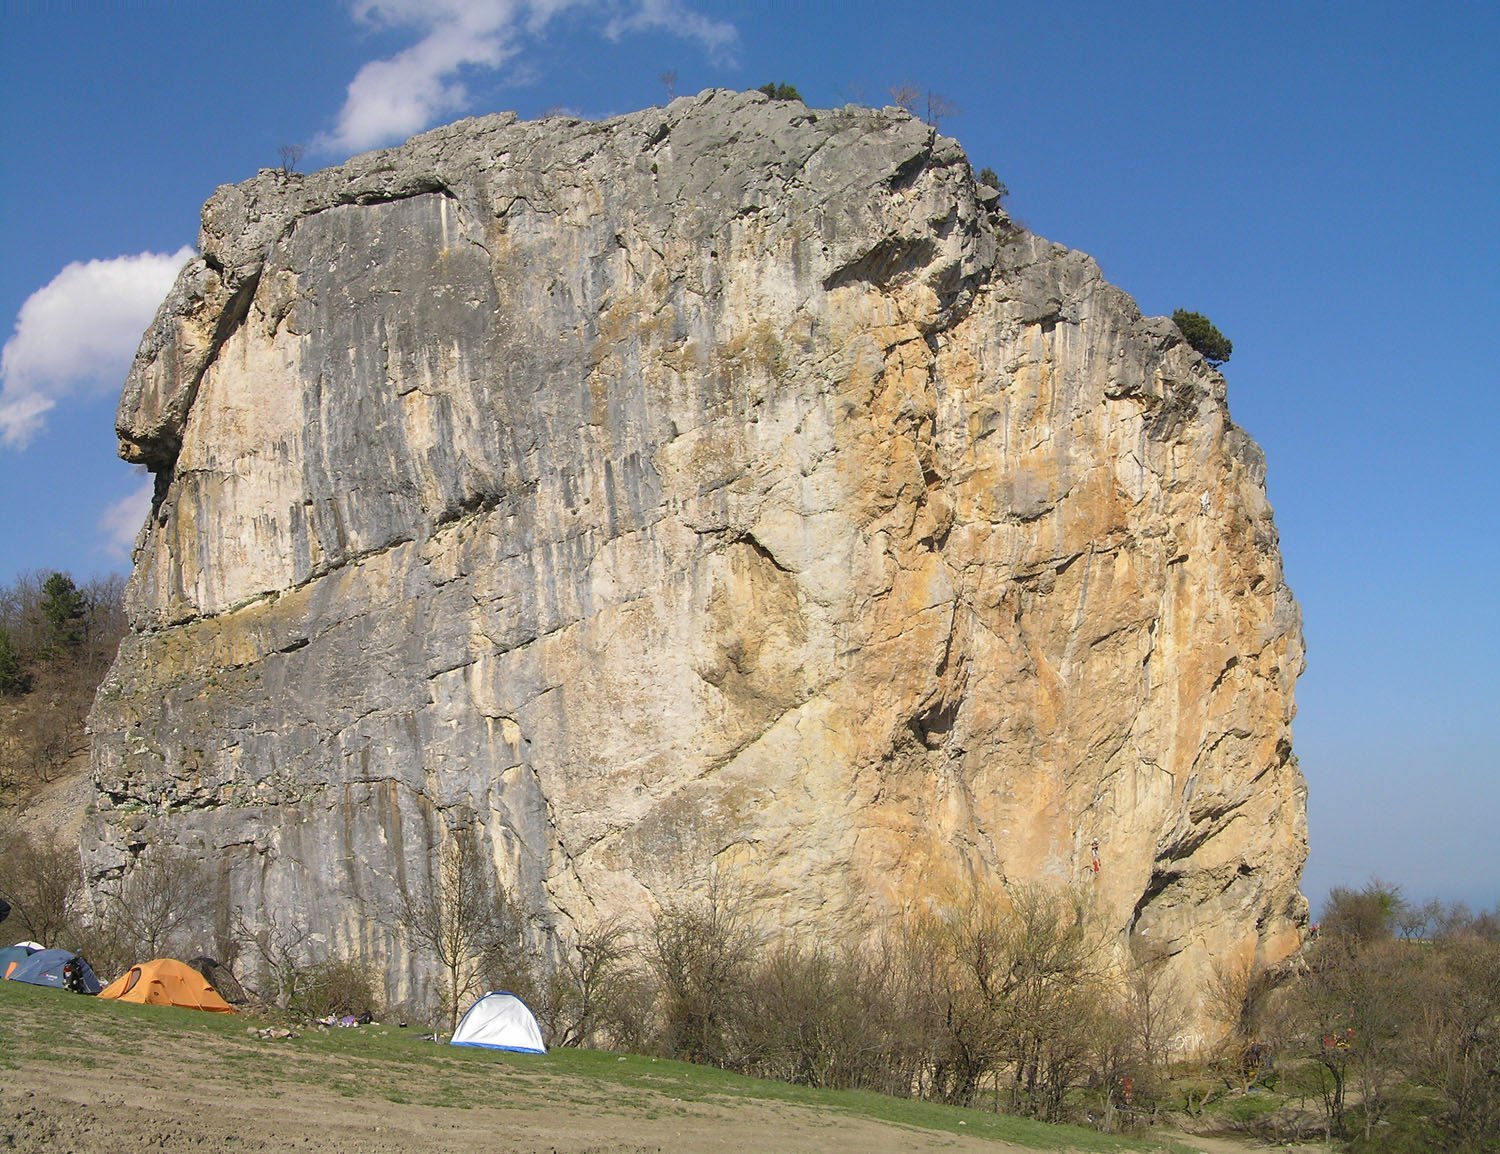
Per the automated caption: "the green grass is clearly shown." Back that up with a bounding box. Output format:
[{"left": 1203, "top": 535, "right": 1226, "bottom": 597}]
[
  {"left": 1, "top": 979, "right": 1194, "bottom": 1153},
  {"left": 1339, "top": 1084, "right": 1474, "bottom": 1154},
  {"left": 1219, "top": 1092, "right": 1280, "bottom": 1125}
]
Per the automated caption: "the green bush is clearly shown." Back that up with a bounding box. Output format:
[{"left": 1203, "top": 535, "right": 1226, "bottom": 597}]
[
  {"left": 290, "top": 957, "right": 384, "bottom": 1020},
  {"left": 976, "top": 167, "right": 1009, "bottom": 202},
  {"left": 1172, "top": 309, "right": 1232, "bottom": 367},
  {"left": 757, "top": 83, "right": 802, "bottom": 102}
]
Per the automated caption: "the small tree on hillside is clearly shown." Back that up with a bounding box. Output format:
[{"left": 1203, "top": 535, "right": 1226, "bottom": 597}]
[
  {"left": 888, "top": 83, "right": 957, "bottom": 130},
  {"left": 37, "top": 572, "right": 89, "bottom": 655},
  {"left": 889, "top": 82, "right": 921, "bottom": 114},
  {"left": 923, "top": 91, "right": 958, "bottom": 132},
  {"left": 1320, "top": 878, "right": 1405, "bottom": 943},
  {"left": 0, "top": 825, "right": 84, "bottom": 946},
  {"left": 1172, "top": 309, "right": 1233, "bottom": 367}
]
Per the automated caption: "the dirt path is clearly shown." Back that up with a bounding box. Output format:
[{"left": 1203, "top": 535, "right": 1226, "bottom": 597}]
[{"left": 1155, "top": 1134, "right": 1329, "bottom": 1154}]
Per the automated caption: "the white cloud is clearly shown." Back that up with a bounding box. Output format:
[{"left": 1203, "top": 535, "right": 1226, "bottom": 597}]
[
  {"left": 603, "top": 0, "right": 737, "bottom": 59},
  {"left": 319, "top": 0, "right": 545, "bottom": 154},
  {"left": 99, "top": 474, "right": 154, "bottom": 561},
  {"left": 319, "top": 0, "right": 739, "bottom": 155},
  {"left": 0, "top": 247, "right": 194, "bottom": 449}
]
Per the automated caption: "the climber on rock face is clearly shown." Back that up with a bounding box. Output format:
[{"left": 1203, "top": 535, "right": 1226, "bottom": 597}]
[{"left": 1090, "top": 838, "right": 1101, "bottom": 875}]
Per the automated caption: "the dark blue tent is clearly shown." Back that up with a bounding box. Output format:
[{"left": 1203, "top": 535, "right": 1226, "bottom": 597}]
[
  {"left": 0, "top": 943, "right": 37, "bottom": 976},
  {"left": 5, "top": 948, "right": 101, "bottom": 994}
]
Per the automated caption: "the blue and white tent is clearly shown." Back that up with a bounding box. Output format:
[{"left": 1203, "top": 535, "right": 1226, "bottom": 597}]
[
  {"left": 450, "top": 992, "right": 546, "bottom": 1054},
  {"left": 5, "top": 948, "right": 102, "bottom": 993}
]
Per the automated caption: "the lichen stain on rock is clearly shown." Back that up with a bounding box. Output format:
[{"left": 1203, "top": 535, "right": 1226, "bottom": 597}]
[{"left": 90, "top": 89, "right": 1307, "bottom": 1024}]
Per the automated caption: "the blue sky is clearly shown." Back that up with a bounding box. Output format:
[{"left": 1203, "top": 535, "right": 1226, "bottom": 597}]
[{"left": 2, "top": 2, "right": 1496, "bottom": 914}]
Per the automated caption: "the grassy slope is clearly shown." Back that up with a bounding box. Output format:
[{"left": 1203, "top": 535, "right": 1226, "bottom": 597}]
[{"left": 0, "top": 979, "right": 1194, "bottom": 1153}]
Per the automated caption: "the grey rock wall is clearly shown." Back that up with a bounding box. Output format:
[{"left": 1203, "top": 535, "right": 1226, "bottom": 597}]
[{"left": 89, "top": 90, "right": 1306, "bottom": 1022}]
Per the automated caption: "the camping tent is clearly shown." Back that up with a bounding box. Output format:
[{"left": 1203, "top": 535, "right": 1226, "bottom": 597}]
[
  {"left": 0, "top": 943, "right": 37, "bottom": 976},
  {"left": 186, "top": 956, "right": 250, "bottom": 1004},
  {"left": 450, "top": 992, "right": 546, "bottom": 1053},
  {"left": 4, "top": 948, "right": 102, "bottom": 993},
  {"left": 98, "top": 958, "right": 235, "bottom": 1012}
]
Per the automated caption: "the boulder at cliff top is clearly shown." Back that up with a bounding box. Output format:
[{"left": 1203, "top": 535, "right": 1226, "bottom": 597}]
[{"left": 90, "top": 89, "right": 1307, "bottom": 1018}]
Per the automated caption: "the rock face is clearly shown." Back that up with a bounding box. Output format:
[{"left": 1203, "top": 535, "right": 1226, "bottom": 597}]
[{"left": 89, "top": 90, "right": 1307, "bottom": 1019}]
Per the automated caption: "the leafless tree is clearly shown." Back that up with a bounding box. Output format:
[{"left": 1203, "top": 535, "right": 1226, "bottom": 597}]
[
  {"left": 1410, "top": 931, "right": 1500, "bottom": 1147},
  {"left": 1203, "top": 953, "right": 1256, "bottom": 1047},
  {"left": 887, "top": 83, "right": 958, "bottom": 130},
  {"left": 526, "top": 917, "right": 631, "bottom": 1048},
  {"left": 659, "top": 70, "right": 678, "bottom": 100},
  {"left": 1085, "top": 943, "right": 1190, "bottom": 1127},
  {"left": 1125, "top": 944, "right": 1188, "bottom": 1081},
  {"left": 396, "top": 827, "right": 523, "bottom": 1032},
  {"left": 903, "top": 883, "right": 1110, "bottom": 1117},
  {"left": 1290, "top": 928, "right": 1419, "bottom": 1142},
  {"left": 909, "top": 891, "right": 1009, "bottom": 1105},
  {"left": 995, "top": 885, "right": 1111, "bottom": 1121},
  {"left": 234, "top": 907, "right": 317, "bottom": 1009},
  {"left": 645, "top": 878, "right": 761, "bottom": 1066},
  {"left": 889, "top": 82, "right": 921, "bottom": 114},
  {"left": 0, "top": 823, "right": 84, "bottom": 946},
  {"left": 106, "top": 847, "right": 215, "bottom": 960},
  {"left": 739, "top": 933, "right": 909, "bottom": 1091},
  {"left": 924, "top": 91, "right": 958, "bottom": 131}
]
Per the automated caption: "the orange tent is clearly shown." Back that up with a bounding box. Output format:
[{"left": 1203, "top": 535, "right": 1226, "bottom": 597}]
[{"left": 99, "top": 958, "right": 235, "bottom": 1012}]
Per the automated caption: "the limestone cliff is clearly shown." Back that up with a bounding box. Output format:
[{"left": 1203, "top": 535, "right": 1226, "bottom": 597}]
[{"left": 88, "top": 89, "right": 1307, "bottom": 1017}]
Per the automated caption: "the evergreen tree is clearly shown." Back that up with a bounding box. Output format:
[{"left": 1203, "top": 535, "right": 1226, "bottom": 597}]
[
  {"left": 757, "top": 82, "right": 802, "bottom": 102},
  {"left": 1172, "top": 309, "right": 1233, "bottom": 367},
  {"left": 976, "top": 167, "right": 1009, "bottom": 203},
  {"left": 38, "top": 572, "right": 88, "bottom": 654}
]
